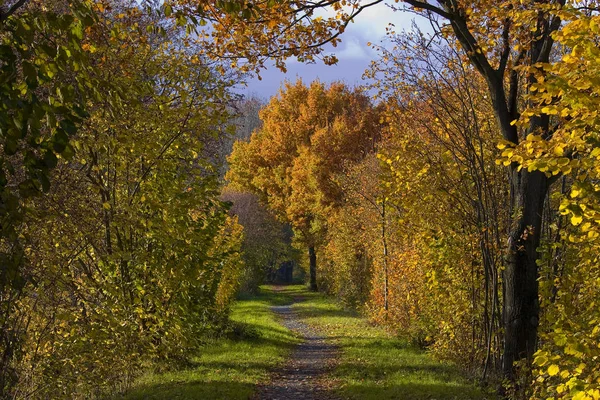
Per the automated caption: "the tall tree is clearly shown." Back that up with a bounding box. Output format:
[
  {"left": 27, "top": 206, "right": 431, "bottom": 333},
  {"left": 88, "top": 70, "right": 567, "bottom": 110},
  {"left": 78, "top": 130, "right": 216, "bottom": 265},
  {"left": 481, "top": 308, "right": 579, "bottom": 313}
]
[
  {"left": 0, "top": 0, "right": 101, "bottom": 392},
  {"left": 227, "top": 80, "right": 380, "bottom": 290},
  {"left": 499, "top": 10, "right": 600, "bottom": 398}
]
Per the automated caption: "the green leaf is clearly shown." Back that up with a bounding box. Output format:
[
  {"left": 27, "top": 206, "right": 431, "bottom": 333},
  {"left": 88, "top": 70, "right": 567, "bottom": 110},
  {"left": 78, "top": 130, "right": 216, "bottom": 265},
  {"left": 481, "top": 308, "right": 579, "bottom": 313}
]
[
  {"left": 43, "top": 150, "right": 58, "bottom": 169},
  {"left": 4, "top": 138, "right": 18, "bottom": 155},
  {"left": 62, "top": 143, "right": 75, "bottom": 160},
  {"left": 22, "top": 61, "right": 37, "bottom": 82},
  {"left": 59, "top": 119, "right": 77, "bottom": 135},
  {"left": 39, "top": 173, "right": 50, "bottom": 192},
  {"left": 71, "top": 21, "right": 84, "bottom": 39},
  {"left": 52, "top": 130, "right": 69, "bottom": 153}
]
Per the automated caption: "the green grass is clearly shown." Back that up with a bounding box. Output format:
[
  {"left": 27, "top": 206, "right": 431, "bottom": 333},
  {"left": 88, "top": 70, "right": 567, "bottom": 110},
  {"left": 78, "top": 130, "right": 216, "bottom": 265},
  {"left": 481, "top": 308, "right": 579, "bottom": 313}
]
[
  {"left": 289, "top": 285, "right": 496, "bottom": 400},
  {"left": 116, "top": 284, "right": 494, "bottom": 400},
  {"left": 114, "top": 287, "right": 300, "bottom": 400}
]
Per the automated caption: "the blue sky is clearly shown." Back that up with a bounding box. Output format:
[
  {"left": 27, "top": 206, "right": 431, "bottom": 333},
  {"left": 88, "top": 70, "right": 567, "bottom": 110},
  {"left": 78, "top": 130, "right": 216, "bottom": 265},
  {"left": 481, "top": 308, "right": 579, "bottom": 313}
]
[{"left": 242, "top": 3, "right": 428, "bottom": 99}]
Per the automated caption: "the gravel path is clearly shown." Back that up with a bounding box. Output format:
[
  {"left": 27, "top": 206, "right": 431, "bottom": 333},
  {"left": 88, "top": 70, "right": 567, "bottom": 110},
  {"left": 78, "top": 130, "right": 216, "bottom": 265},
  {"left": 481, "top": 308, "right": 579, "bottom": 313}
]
[{"left": 252, "top": 298, "right": 341, "bottom": 400}]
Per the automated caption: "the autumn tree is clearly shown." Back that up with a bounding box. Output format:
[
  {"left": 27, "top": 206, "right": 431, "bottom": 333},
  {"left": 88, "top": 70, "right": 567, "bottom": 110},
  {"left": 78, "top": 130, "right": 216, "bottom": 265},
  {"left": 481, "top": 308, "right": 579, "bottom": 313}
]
[
  {"left": 366, "top": 29, "right": 514, "bottom": 376},
  {"left": 227, "top": 80, "right": 381, "bottom": 291},
  {"left": 0, "top": 0, "right": 102, "bottom": 392},
  {"left": 320, "top": 153, "right": 396, "bottom": 310},
  {"left": 497, "top": 10, "right": 600, "bottom": 398}
]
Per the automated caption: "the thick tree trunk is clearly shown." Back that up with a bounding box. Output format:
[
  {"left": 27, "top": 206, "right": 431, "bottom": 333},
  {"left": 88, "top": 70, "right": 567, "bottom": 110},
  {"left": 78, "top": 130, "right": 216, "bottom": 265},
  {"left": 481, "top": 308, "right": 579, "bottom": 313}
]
[
  {"left": 502, "top": 168, "right": 549, "bottom": 377},
  {"left": 308, "top": 245, "right": 317, "bottom": 291}
]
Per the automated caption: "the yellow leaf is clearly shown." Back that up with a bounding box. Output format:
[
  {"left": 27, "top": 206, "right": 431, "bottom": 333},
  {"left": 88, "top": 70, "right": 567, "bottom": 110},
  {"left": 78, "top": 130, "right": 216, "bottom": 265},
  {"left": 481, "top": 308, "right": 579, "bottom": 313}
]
[
  {"left": 572, "top": 392, "right": 591, "bottom": 400},
  {"left": 548, "top": 364, "right": 560, "bottom": 376},
  {"left": 534, "top": 354, "right": 548, "bottom": 366},
  {"left": 103, "top": 202, "right": 111, "bottom": 210},
  {"left": 571, "top": 214, "right": 583, "bottom": 226}
]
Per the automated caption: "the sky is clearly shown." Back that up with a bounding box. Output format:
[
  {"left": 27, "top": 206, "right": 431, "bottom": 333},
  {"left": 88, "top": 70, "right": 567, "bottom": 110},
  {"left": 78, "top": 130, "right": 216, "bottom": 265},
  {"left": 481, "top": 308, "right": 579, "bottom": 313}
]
[{"left": 242, "top": 3, "right": 429, "bottom": 99}]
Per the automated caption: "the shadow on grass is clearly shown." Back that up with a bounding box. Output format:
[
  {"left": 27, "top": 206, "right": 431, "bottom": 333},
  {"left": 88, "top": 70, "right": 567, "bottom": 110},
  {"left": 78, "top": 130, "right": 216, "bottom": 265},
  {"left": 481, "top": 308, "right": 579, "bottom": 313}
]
[
  {"left": 333, "top": 338, "right": 491, "bottom": 399},
  {"left": 112, "top": 285, "right": 303, "bottom": 400},
  {"left": 340, "top": 381, "right": 490, "bottom": 400},
  {"left": 285, "top": 285, "right": 493, "bottom": 399},
  {"left": 260, "top": 284, "right": 318, "bottom": 301},
  {"left": 115, "top": 380, "right": 255, "bottom": 400},
  {"left": 337, "top": 359, "right": 459, "bottom": 378},
  {"left": 295, "top": 306, "right": 358, "bottom": 320}
]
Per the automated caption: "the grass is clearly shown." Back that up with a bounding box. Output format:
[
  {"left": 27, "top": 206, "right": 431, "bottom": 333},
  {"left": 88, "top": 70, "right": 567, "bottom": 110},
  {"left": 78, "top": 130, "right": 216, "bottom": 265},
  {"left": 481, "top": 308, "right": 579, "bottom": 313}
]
[
  {"left": 288, "top": 285, "right": 496, "bottom": 400},
  {"left": 116, "top": 284, "right": 494, "bottom": 399},
  {"left": 114, "top": 287, "right": 300, "bottom": 400}
]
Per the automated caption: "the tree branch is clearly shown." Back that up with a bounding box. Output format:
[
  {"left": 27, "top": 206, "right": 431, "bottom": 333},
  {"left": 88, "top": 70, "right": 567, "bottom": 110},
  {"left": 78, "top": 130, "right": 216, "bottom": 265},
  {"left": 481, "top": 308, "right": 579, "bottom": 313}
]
[
  {"left": 0, "top": 0, "right": 29, "bottom": 23},
  {"left": 402, "top": 0, "right": 452, "bottom": 20}
]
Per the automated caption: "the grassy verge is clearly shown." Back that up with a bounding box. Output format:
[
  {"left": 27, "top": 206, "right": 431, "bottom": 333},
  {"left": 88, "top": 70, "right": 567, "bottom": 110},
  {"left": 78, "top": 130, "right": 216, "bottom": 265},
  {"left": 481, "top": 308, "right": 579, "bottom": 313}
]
[
  {"left": 116, "top": 284, "right": 494, "bottom": 400},
  {"left": 289, "top": 285, "right": 496, "bottom": 400},
  {"left": 114, "top": 287, "right": 300, "bottom": 400}
]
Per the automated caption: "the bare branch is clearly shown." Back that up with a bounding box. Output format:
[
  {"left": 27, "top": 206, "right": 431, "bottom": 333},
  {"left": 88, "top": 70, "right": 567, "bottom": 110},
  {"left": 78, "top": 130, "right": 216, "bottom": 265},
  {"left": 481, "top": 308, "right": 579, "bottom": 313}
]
[
  {"left": 0, "top": 0, "right": 29, "bottom": 23},
  {"left": 402, "top": 0, "right": 452, "bottom": 20}
]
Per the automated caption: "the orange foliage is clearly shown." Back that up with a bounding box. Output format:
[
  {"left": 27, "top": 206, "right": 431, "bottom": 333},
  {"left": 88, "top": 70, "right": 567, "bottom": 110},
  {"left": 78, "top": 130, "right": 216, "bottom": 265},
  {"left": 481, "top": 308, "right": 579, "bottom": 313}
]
[{"left": 227, "top": 80, "right": 381, "bottom": 288}]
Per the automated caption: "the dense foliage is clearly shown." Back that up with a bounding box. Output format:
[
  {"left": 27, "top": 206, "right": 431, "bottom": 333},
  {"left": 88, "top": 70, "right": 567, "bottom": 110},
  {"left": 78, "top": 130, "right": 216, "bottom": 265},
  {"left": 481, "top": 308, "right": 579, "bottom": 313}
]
[
  {"left": 226, "top": 2, "right": 600, "bottom": 398},
  {"left": 2, "top": 0, "right": 600, "bottom": 398},
  {"left": 1, "top": 1, "right": 244, "bottom": 398}
]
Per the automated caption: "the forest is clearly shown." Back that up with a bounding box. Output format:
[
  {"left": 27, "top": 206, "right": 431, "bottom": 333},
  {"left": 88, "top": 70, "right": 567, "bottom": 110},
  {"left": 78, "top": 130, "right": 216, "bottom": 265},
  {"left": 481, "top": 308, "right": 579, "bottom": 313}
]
[{"left": 0, "top": 0, "right": 599, "bottom": 399}]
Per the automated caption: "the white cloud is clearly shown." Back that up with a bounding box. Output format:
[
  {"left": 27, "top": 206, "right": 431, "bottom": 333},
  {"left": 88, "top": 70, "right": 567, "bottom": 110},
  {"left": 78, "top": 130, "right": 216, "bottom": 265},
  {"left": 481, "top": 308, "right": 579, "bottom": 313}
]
[
  {"left": 243, "top": 2, "right": 433, "bottom": 97},
  {"left": 336, "top": 36, "right": 370, "bottom": 60},
  {"left": 318, "top": 1, "right": 430, "bottom": 40},
  {"left": 320, "top": 1, "right": 431, "bottom": 62}
]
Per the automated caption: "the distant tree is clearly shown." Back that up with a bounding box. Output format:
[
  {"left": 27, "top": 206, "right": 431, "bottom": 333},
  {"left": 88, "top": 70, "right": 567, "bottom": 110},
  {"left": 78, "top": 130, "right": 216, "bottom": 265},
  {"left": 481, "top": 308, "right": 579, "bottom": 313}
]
[
  {"left": 213, "top": 97, "right": 265, "bottom": 179},
  {"left": 231, "top": 97, "right": 264, "bottom": 142},
  {"left": 227, "top": 80, "right": 381, "bottom": 290}
]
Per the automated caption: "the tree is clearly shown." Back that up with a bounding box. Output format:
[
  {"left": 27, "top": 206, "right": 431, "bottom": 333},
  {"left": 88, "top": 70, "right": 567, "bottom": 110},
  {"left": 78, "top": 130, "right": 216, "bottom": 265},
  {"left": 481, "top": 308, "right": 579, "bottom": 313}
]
[
  {"left": 320, "top": 152, "right": 399, "bottom": 310},
  {"left": 227, "top": 80, "right": 381, "bottom": 290},
  {"left": 499, "top": 10, "right": 600, "bottom": 398},
  {"left": 368, "top": 29, "right": 513, "bottom": 377}
]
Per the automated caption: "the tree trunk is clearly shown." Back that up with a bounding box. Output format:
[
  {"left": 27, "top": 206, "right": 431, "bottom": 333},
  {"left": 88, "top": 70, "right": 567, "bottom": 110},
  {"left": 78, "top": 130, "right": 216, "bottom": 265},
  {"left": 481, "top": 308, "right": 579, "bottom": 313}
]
[
  {"left": 308, "top": 245, "right": 317, "bottom": 291},
  {"left": 381, "top": 201, "right": 389, "bottom": 312},
  {"left": 502, "top": 168, "right": 549, "bottom": 377}
]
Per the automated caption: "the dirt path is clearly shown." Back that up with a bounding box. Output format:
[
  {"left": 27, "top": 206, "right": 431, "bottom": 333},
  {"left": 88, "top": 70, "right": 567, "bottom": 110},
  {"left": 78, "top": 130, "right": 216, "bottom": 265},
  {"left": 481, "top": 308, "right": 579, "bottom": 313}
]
[{"left": 252, "top": 298, "right": 341, "bottom": 400}]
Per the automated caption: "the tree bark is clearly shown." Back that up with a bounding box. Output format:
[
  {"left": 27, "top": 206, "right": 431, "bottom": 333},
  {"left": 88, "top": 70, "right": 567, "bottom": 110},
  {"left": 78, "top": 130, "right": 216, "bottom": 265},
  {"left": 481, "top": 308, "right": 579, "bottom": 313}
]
[
  {"left": 502, "top": 168, "right": 549, "bottom": 377},
  {"left": 308, "top": 245, "right": 317, "bottom": 291}
]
